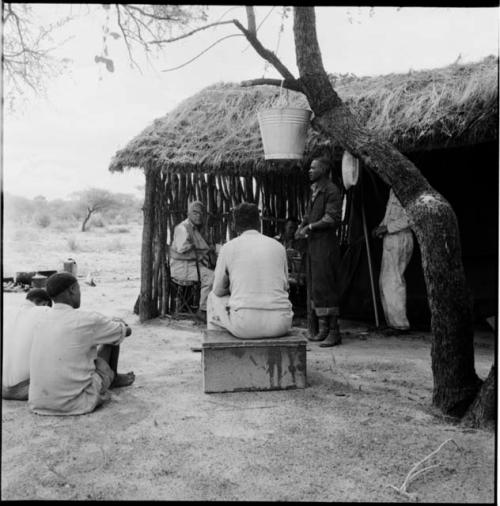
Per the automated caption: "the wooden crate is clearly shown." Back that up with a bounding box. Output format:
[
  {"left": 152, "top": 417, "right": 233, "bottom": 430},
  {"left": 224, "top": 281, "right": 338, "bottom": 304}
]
[{"left": 202, "top": 329, "right": 307, "bottom": 393}]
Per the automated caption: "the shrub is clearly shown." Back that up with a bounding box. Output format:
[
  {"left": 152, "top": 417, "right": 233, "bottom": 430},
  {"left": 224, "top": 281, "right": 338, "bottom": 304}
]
[
  {"left": 90, "top": 216, "right": 105, "bottom": 228},
  {"left": 108, "top": 226, "right": 130, "bottom": 234},
  {"left": 108, "top": 237, "right": 123, "bottom": 252},
  {"left": 66, "top": 236, "right": 79, "bottom": 252},
  {"left": 34, "top": 213, "right": 51, "bottom": 228},
  {"left": 53, "top": 222, "right": 71, "bottom": 233}
]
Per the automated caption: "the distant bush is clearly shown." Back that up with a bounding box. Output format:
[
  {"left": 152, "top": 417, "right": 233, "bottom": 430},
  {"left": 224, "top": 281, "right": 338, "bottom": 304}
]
[
  {"left": 66, "top": 236, "right": 79, "bottom": 251},
  {"left": 108, "top": 237, "right": 124, "bottom": 252},
  {"left": 53, "top": 222, "right": 71, "bottom": 233},
  {"left": 34, "top": 213, "right": 51, "bottom": 228},
  {"left": 90, "top": 216, "right": 105, "bottom": 228},
  {"left": 108, "top": 226, "right": 130, "bottom": 234}
]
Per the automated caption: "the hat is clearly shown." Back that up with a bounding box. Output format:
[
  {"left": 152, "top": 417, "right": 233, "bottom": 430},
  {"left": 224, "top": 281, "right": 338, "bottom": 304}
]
[
  {"left": 342, "top": 150, "right": 359, "bottom": 190},
  {"left": 46, "top": 272, "right": 78, "bottom": 298}
]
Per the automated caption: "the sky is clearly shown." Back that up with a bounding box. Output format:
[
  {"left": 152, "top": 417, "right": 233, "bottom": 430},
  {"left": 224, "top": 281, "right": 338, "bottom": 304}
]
[{"left": 2, "top": 4, "right": 499, "bottom": 201}]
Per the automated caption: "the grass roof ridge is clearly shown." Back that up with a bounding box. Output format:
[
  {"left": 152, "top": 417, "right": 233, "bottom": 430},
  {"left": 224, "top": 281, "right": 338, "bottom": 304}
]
[{"left": 109, "top": 55, "right": 498, "bottom": 174}]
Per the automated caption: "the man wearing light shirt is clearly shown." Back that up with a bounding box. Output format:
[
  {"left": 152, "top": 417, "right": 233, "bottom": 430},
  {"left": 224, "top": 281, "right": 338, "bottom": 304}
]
[
  {"left": 28, "top": 272, "right": 135, "bottom": 416},
  {"left": 169, "top": 200, "right": 215, "bottom": 321},
  {"left": 372, "top": 188, "right": 414, "bottom": 333},
  {"left": 207, "top": 202, "right": 293, "bottom": 339},
  {"left": 2, "top": 289, "right": 52, "bottom": 400}
]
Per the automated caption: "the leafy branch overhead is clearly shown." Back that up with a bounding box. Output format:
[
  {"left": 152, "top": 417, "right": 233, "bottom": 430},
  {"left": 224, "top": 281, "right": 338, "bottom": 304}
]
[{"left": 2, "top": 3, "right": 73, "bottom": 110}]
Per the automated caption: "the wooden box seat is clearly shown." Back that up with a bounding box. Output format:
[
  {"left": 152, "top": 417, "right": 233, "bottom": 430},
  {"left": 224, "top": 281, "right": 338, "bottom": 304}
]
[{"left": 202, "top": 329, "right": 307, "bottom": 393}]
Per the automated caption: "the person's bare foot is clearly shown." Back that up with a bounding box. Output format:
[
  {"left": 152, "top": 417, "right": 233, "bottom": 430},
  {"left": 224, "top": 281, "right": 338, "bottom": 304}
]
[{"left": 110, "top": 371, "right": 135, "bottom": 388}]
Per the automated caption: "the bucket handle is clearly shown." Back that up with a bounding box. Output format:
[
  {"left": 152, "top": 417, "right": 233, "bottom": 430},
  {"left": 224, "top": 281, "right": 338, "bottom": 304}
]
[{"left": 276, "top": 79, "right": 289, "bottom": 108}]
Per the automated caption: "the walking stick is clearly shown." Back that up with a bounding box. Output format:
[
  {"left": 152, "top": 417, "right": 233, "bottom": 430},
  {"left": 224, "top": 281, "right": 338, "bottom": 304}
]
[
  {"left": 306, "top": 248, "right": 318, "bottom": 336},
  {"left": 360, "top": 170, "right": 380, "bottom": 328}
]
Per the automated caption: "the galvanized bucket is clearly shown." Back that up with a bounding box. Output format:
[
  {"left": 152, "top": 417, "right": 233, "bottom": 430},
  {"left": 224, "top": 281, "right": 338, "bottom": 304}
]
[
  {"left": 257, "top": 107, "right": 312, "bottom": 160},
  {"left": 63, "top": 258, "right": 77, "bottom": 277}
]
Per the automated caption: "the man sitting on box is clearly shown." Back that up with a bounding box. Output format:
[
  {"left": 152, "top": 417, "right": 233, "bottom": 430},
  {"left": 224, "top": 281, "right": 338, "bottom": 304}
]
[{"left": 207, "top": 202, "right": 293, "bottom": 339}]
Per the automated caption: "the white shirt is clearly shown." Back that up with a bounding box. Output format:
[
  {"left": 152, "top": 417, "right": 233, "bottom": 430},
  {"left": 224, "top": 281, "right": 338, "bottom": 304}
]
[
  {"left": 28, "top": 303, "right": 128, "bottom": 416},
  {"left": 380, "top": 189, "right": 411, "bottom": 234},
  {"left": 212, "top": 230, "right": 291, "bottom": 311},
  {"left": 2, "top": 300, "right": 50, "bottom": 387}
]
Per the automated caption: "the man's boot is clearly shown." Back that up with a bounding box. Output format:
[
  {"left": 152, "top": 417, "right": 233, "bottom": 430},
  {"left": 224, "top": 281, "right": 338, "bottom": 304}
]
[
  {"left": 308, "top": 316, "right": 330, "bottom": 342},
  {"left": 319, "top": 314, "right": 342, "bottom": 347}
]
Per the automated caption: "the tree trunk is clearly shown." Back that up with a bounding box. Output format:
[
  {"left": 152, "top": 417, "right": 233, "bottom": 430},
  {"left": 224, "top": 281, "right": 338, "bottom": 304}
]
[
  {"left": 81, "top": 208, "right": 93, "bottom": 232},
  {"left": 463, "top": 365, "right": 496, "bottom": 430},
  {"left": 293, "top": 7, "right": 480, "bottom": 415},
  {"left": 139, "top": 168, "right": 156, "bottom": 322}
]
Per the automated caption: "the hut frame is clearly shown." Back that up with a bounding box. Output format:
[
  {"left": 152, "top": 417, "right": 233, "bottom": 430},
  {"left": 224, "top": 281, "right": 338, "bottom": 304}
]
[{"left": 110, "top": 56, "right": 498, "bottom": 324}]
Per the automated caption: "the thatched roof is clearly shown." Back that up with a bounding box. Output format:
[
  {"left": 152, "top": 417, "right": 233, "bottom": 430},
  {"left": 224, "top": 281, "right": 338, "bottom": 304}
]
[{"left": 109, "top": 55, "right": 498, "bottom": 175}]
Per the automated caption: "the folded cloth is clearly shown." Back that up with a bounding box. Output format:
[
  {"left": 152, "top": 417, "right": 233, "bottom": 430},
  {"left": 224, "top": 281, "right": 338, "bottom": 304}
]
[{"left": 2, "top": 378, "right": 30, "bottom": 400}]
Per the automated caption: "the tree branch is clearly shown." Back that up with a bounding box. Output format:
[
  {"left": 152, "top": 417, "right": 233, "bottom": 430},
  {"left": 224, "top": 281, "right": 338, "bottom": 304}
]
[
  {"left": 148, "top": 20, "right": 235, "bottom": 45},
  {"left": 241, "top": 78, "right": 302, "bottom": 93},
  {"left": 293, "top": 7, "right": 342, "bottom": 112},
  {"left": 121, "top": 5, "right": 156, "bottom": 44},
  {"left": 161, "top": 33, "right": 243, "bottom": 72},
  {"left": 232, "top": 18, "right": 299, "bottom": 87},
  {"left": 121, "top": 4, "right": 184, "bottom": 22},
  {"left": 115, "top": 5, "right": 141, "bottom": 72},
  {"left": 245, "top": 6, "right": 256, "bottom": 35}
]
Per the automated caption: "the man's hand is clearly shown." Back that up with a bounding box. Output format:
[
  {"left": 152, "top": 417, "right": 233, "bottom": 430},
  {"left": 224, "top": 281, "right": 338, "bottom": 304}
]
[
  {"left": 372, "top": 225, "right": 388, "bottom": 238},
  {"left": 112, "top": 317, "right": 132, "bottom": 336},
  {"left": 295, "top": 225, "right": 309, "bottom": 239}
]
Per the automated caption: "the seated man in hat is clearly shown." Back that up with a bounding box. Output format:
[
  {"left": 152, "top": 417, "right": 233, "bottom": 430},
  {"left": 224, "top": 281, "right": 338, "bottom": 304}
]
[
  {"left": 28, "top": 272, "right": 135, "bottom": 416},
  {"left": 169, "top": 200, "right": 215, "bottom": 321},
  {"left": 2, "top": 288, "right": 52, "bottom": 400},
  {"left": 207, "top": 202, "right": 293, "bottom": 339}
]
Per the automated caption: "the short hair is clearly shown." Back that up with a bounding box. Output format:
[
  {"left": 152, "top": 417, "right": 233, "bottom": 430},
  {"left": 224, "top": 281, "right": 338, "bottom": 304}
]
[
  {"left": 26, "top": 288, "right": 52, "bottom": 306},
  {"left": 46, "top": 272, "right": 78, "bottom": 298},
  {"left": 233, "top": 202, "right": 260, "bottom": 232},
  {"left": 285, "top": 216, "right": 299, "bottom": 224},
  {"left": 188, "top": 201, "right": 205, "bottom": 213},
  {"left": 312, "top": 156, "right": 331, "bottom": 171}
]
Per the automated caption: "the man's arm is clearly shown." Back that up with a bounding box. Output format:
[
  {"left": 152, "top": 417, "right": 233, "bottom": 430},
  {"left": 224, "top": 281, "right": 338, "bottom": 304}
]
[
  {"left": 212, "top": 245, "right": 230, "bottom": 297},
  {"left": 306, "top": 184, "right": 342, "bottom": 232},
  {"left": 373, "top": 192, "right": 410, "bottom": 237},
  {"left": 295, "top": 211, "right": 310, "bottom": 240},
  {"left": 386, "top": 196, "right": 410, "bottom": 234},
  {"left": 172, "top": 223, "right": 194, "bottom": 254},
  {"left": 91, "top": 313, "right": 131, "bottom": 345},
  {"left": 282, "top": 246, "right": 290, "bottom": 291}
]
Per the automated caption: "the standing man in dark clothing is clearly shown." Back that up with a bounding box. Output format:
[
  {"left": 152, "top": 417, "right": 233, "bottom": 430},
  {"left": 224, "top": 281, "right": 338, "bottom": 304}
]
[{"left": 296, "top": 157, "right": 343, "bottom": 347}]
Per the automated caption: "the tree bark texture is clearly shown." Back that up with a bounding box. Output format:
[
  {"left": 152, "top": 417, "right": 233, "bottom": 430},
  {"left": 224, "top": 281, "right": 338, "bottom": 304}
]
[
  {"left": 463, "top": 365, "right": 496, "bottom": 430},
  {"left": 293, "top": 7, "right": 480, "bottom": 415},
  {"left": 139, "top": 167, "right": 157, "bottom": 322},
  {"left": 81, "top": 208, "right": 93, "bottom": 232}
]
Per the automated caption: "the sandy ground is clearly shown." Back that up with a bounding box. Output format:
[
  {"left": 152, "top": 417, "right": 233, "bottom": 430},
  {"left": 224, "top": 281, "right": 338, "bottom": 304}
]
[{"left": 1, "top": 224, "right": 496, "bottom": 502}]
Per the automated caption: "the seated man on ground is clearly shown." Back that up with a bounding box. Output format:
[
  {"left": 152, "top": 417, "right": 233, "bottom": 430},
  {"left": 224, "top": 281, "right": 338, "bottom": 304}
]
[
  {"left": 28, "top": 272, "right": 135, "bottom": 416},
  {"left": 207, "top": 202, "right": 293, "bottom": 339},
  {"left": 169, "top": 200, "right": 215, "bottom": 321},
  {"left": 275, "top": 217, "right": 306, "bottom": 253},
  {"left": 275, "top": 216, "right": 307, "bottom": 285},
  {"left": 2, "top": 288, "right": 52, "bottom": 400}
]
